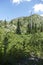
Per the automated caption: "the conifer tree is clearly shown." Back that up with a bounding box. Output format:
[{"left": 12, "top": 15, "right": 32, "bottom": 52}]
[
  {"left": 23, "top": 40, "right": 25, "bottom": 50},
  {"left": 34, "top": 23, "right": 37, "bottom": 33},
  {"left": 27, "top": 23, "right": 31, "bottom": 34},
  {"left": 32, "top": 22, "right": 35, "bottom": 33},
  {"left": 40, "top": 22, "right": 43, "bottom": 32},
  {"left": 10, "top": 20, "right": 13, "bottom": 26},
  {"left": 0, "top": 21, "right": 2, "bottom": 27},
  {"left": 4, "top": 20, "right": 7, "bottom": 28},
  {"left": 3, "top": 36, "right": 8, "bottom": 55},
  {"left": 16, "top": 19, "right": 21, "bottom": 34}
]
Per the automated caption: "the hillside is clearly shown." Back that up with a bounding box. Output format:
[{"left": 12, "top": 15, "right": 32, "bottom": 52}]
[
  {"left": 0, "top": 14, "right": 43, "bottom": 65},
  {"left": 0, "top": 14, "right": 43, "bottom": 33},
  {"left": 11, "top": 14, "right": 43, "bottom": 25}
]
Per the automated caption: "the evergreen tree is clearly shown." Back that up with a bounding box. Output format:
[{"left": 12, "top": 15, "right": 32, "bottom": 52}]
[
  {"left": 0, "top": 21, "right": 2, "bottom": 27},
  {"left": 16, "top": 19, "right": 21, "bottom": 34},
  {"left": 10, "top": 20, "right": 13, "bottom": 26},
  {"left": 23, "top": 40, "right": 25, "bottom": 50},
  {"left": 4, "top": 20, "right": 7, "bottom": 28},
  {"left": 2, "top": 36, "right": 9, "bottom": 65},
  {"left": 30, "top": 13, "right": 33, "bottom": 33},
  {"left": 40, "top": 22, "right": 43, "bottom": 32},
  {"left": 3, "top": 36, "right": 8, "bottom": 55},
  {"left": 34, "top": 23, "right": 37, "bottom": 33},
  {"left": 27, "top": 23, "right": 31, "bottom": 34},
  {"left": 32, "top": 22, "right": 35, "bottom": 33}
]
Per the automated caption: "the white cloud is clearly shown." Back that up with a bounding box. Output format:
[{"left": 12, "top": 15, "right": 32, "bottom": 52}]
[
  {"left": 40, "top": 14, "right": 43, "bottom": 16},
  {"left": 33, "top": 3, "right": 43, "bottom": 12},
  {"left": 41, "top": 0, "right": 43, "bottom": 1},
  {"left": 12, "top": 0, "right": 22, "bottom": 4},
  {"left": 11, "top": 0, "right": 31, "bottom": 4}
]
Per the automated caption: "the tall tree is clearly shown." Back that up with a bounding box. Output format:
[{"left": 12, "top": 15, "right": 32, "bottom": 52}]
[
  {"left": 23, "top": 40, "right": 25, "bottom": 51},
  {"left": 16, "top": 19, "right": 21, "bottom": 34},
  {"left": 32, "top": 22, "right": 35, "bottom": 33},
  {"left": 3, "top": 36, "right": 8, "bottom": 55},
  {"left": 4, "top": 20, "right": 7, "bottom": 28},
  {"left": 10, "top": 20, "right": 13, "bottom": 26},
  {"left": 27, "top": 22, "right": 31, "bottom": 34},
  {"left": 40, "top": 22, "right": 43, "bottom": 32},
  {"left": 2, "top": 36, "right": 9, "bottom": 65},
  {"left": 34, "top": 23, "right": 37, "bottom": 33},
  {"left": 0, "top": 21, "right": 2, "bottom": 27}
]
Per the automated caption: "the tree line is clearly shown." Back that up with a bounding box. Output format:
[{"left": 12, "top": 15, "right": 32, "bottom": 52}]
[
  {"left": 0, "top": 19, "right": 43, "bottom": 34},
  {"left": 16, "top": 19, "right": 43, "bottom": 34}
]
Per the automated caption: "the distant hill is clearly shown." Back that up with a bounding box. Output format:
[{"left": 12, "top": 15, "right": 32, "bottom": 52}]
[
  {"left": 9, "top": 14, "right": 43, "bottom": 32},
  {"left": 11, "top": 14, "right": 43, "bottom": 24},
  {"left": 0, "top": 14, "right": 43, "bottom": 26},
  {"left": 0, "top": 14, "right": 43, "bottom": 33}
]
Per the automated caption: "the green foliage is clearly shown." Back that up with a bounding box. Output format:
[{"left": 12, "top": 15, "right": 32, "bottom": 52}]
[
  {"left": 16, "top": 19, "right": 21, "bottom": 34},
  {"left": 26, "top": 22, "right": 31, "bottom": 34},
  {"left": 3, "top": 36, "right": 9, "bottom": 55},
  {"left": 34, "top": 23, "right": 37, "bottom": 33},
  {"left": 4, "top": 20, "right": 7, "bottom": 28},
  {"left": 0, "top": 14, "right": 43, "bottom": 65},
  {"left": 0, "top": 29, "right": 43, "bottom": 65},
  {"left": 40, "top": 22, "right": 43, "bottom": 32}
]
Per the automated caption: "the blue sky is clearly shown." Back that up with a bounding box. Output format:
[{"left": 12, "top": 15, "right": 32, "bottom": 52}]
[{"left": 0, "top": 0, "right": 43, "bottom": 21}]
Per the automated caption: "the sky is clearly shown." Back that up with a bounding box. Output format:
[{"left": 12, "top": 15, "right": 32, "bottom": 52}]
[{"left": 0, "top": 0, "right": 43, "bottom": 21}]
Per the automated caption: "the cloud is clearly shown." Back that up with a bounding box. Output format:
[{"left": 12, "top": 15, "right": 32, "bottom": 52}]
[
  {"left": 11, "top": 0, "right": 22, "bottom": 4},
  {"left": 33, "top": 3, "right": 43, "bottom": 12},
  {"left": 11, "top": 0, "right": 31, "bottom": 4},
  {"left": 41, "top": 0, "right": 43, "bottom": 1},
  {"left": 40, "top": 14, "right": 43, "bottom": 16}
]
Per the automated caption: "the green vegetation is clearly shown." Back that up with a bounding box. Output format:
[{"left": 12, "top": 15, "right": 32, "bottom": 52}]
[
  {"left": 0, "top": 14, "right": 43, "bottom": 65},
  {"left": 16, "top": 19, "right": 21, "bottom": 34}
]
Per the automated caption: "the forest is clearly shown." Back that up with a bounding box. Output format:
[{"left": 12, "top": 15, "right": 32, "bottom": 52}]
[{"left": 0, "top": 14, "right": 43, "bottom": 65}]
